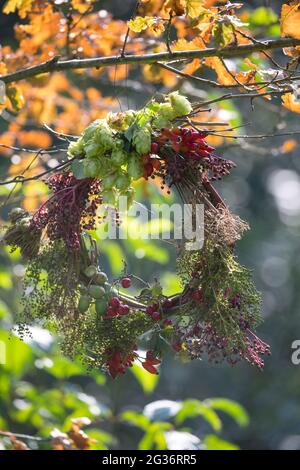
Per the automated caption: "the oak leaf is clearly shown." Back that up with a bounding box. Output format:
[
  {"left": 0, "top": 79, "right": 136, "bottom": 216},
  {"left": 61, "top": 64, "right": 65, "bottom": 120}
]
[
  {"left": 281, "top": 1, "right": 300, "bottom": 39},
  {"left": 282, "top": 92, "right": 300, "bottom": 113},
  {"left": 3, "top": 0, "right": 34, "bottom": 18},
  {"left": 128, "top": 16, "right": 165, "bottom": 35}
]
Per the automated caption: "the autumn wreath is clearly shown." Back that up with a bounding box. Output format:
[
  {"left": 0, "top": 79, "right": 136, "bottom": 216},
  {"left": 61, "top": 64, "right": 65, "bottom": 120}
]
[{"left": 2, "top": 92, "right": 270, "bottom": 378}]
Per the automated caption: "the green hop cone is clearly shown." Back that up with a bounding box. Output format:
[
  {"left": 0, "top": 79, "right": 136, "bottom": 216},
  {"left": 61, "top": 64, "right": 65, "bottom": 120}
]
[
  {"left": 82, "top": 119, "right": 104, "bottom": 142},
  {"left": 169, "top": 91, "right": 192, "bottom": 117},
  {"left": 153, "top": 103, "right": 176, "bottom": 129},
  {"left": 102, "top": 172, "right": 118, "bottom": 190},
  {"left": 83, "top": 159, "right": 102, "bottom": 178},
  {"left": 102, "top": 189, "right": 117, "bottom": 205},
  {"left": 111, "top": 146, "right": 127, "bottom": 166},
  {"left": 132, "top": 127, "right": 151, "bottom": 155},
  {"left": 67, "top": 137, "right": 85, "bottom": 158},
  {"left": 115, "top": 173, "right": 131, "bottom": 191},
  {"left": 127, "top": 153, "right": 143, "bottom": 180}
]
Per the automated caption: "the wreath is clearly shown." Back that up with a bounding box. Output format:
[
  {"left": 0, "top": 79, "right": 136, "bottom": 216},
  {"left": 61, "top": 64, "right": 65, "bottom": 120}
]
[{"left": 2, "top": 92, "right": 270, "bottom": 378}]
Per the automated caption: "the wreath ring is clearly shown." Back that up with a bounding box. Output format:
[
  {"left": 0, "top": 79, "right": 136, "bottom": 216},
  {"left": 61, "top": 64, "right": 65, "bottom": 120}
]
[{"left": 2, "top": 92, "right": 270, "bottom": 378}]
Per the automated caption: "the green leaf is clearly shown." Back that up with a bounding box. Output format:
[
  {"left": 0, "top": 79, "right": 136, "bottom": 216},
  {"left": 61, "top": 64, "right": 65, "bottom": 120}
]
[
  {"left": 203, "top": 434, "right": 239, "bottom": 450},
  {"left": 175, "top": 399, "right": 222, "bottom": 432},
  {"left": 0, "top": 300, "right": 10, "bottom": 319},
  {"left": 249, "top": 7, "right": 278, "bottom": 27},
  {"left": 42, "top": 356, "right": 85, "bottom": 379},
  {"left": 213, "top": 22, "right": 234, "bottom": 48},
  {"left": 205, "top": 398, "right": 249, "bottom": 427},
  {"left": 131, "top": 362, "right": 159, "bottom": 394},
  {"left": 0, "top": 269, "right": 13, "bottom": 290},
  {"left": 6, "top": 84, "right": 24, "bottom": 111},
  {"left": 0, "top": 331, "right": 33, "bottom": 377},
  {"left": 121, "top": 410, "right": 150, "bottom": 431}
]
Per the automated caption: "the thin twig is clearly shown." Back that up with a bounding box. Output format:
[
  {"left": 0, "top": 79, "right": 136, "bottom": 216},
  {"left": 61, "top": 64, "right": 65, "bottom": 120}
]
[
  {"left": 0, "top": 158, "right": 75, "bottom": 186},
  {"left": 0, "top": 430, "right": 50, "bottom": 442},
  {"left": 206, "top": 130, "right": 300, "bottom": 139},
  {"left": 158, "top": 62, "right": 300, "bottom": 90},
  {"left": 193, "top": 89, "right": 289, "bottom": 108}
]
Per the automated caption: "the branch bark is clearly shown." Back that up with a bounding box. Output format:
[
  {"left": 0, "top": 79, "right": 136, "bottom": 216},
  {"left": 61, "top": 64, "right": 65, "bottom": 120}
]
[{"left": 1, "top": 37, "right": 300, "bottom": 85}]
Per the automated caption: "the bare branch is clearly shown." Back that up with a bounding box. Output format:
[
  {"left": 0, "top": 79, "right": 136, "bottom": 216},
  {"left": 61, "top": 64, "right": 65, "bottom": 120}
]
[{"left": 1, "top": 37, "right": 300, "bottom": 85}]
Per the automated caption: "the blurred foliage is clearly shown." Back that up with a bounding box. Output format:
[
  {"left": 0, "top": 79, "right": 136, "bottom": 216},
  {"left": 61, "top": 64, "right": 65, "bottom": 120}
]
[
  {"left": 1, "top": 0, "right": 300, "bottom": 451},
  {"left": 0, "top": 310, "right": 246, "bottom": 450}
]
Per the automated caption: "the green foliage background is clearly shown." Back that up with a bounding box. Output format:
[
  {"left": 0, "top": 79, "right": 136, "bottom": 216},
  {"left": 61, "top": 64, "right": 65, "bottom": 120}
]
[{"left": 1, "top": 0, "right": 300, "bottom": 450}]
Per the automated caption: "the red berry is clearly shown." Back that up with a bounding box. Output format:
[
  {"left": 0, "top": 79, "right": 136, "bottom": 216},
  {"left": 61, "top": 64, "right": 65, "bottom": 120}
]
[
  {"left": 172, "top": 341, "right": 182, "bottom": 352},
  {"left": 151, "top": 142, "right": 159, "bottom": 153},
  {"left": 121, "top": 277, "right": 131, "bottom": 288},
  {"left": 143, "top": 162, "right": 154, "bottom": 178},
  {"left": 151, "top": 311, "right": 161, "bottom": 321},
  {"left": 110, "top": 297, "right": 120, "bottom": 308},
  {"left": 146, "top": 305, "right": 155, "bottom": 315},
  {"left": 163, "top": 299, "right": 173, "bottom": 309},
  {"left": 106, "top": 306, "right": 117, "bottom": 317},
  {"left": 192, "top": 289, "right": 203, "bottom": 303},
  {"left": 119, "top": 304, "right": 130, "bottom": 315}
]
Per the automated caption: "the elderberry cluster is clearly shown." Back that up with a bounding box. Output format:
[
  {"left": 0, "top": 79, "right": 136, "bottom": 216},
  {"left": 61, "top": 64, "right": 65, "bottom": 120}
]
[{"left": 30, "top": 172, "right": 102, "bottom": 250}]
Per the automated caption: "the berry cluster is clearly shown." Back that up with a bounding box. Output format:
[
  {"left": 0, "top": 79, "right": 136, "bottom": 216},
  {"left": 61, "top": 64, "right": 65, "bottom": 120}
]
[
  {"left": 146, "top": 304, "right": 161, "bottom": 321},
  {"left": 177, "top": 320, "right": 270, "bottom": 369},
  {"left": 150, "top": 127, "right": 236, "bottom": 184},
  {"left": 30, "top": 172, "right": 102, "bottom": 250},
  {"left": 106, "top": 297, "right": 130, "bottom": 318},
  {"left": 106, "top": 349, "right": 161, "bottom": 378}
]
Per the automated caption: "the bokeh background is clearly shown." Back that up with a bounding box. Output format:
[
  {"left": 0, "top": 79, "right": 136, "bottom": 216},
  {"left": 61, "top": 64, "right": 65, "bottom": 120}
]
[{"left": 1, "top": 0, "right": 300, "bottom": 450}]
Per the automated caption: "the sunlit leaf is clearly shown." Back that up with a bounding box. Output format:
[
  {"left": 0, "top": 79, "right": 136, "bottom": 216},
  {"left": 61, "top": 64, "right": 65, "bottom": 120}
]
[
  {"left": 3, "top": 0, "right": 34, "bottom": 18},
  {"left": 128, "top": 16, "right": 165, "bottom": 36},
  {"left": 282, "top": 92, "right": 300, "bottom": 113},
  {"left": 175, "top": 399, "right": 222, "bottom": 431},
  {"left": 186, "top": 0, "right": 205, "bottom": 18},
  {"left": 131, "top": 362, "right": 159, "bottom": 394},
  {"left": 281, "top": 1, "right": 300, "bottom": 39},
  {"left": 204, "top": 398, "right": 249, "bottom": 427},
  {"left": 6, "top": 84, "right": 24, "bottom": 111},
  {"left": 121, "top": 410, "right": 150, "bottom": 431},
  {"left": 203, "top": 434, "right": 239, "bottom": 450}
]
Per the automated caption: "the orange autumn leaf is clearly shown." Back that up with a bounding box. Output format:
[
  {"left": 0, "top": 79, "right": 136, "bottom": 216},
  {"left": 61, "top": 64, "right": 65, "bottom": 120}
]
[
  {"left": 18, "top": 130, "right": 52, "bottom": 148},
  {"left": 280, "top": 139, "right": 298, "bottom": 153},
  {"left": 282, "top": 92, "right": 300, "bottom": 113},
  {"left": 108, "top": 64, "right": 129, "bottom": 82},
  {"left": 205, "top": 57, "right": 256, "bottom": 86},
  {"left": 281, "top": 1, "right": 300, "bottom": 39}
]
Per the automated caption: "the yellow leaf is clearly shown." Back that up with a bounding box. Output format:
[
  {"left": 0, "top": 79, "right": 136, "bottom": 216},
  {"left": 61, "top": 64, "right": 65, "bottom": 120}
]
[
  {"left": 282, "top": 92, "right": 300, "bottom": 113},
  {"left": 186, "top": 0, "right": 205, "bottom": 18},
  {"left": 128, "top": 16, "right": 164, "bottom": 34},
  {"left": 6, "top": 84, "right": 24, "bottom": 111},
  {"left": 71, "top": 0, "right": 95, "bottom": 14},
  {"left": 281, "top": 1, "right": 300, "bottom": 39},
  {"left": 3, "top": 0, "right": 34, "bottom": 18},
  {"left": 165, "top": 0, "right": 186, "bottom": 16}
]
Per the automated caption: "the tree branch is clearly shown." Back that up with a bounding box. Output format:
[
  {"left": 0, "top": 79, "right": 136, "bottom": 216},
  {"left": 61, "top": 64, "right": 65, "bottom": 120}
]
[{"left": 1, "top": 37, "right": 300, "bottom": 85}]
